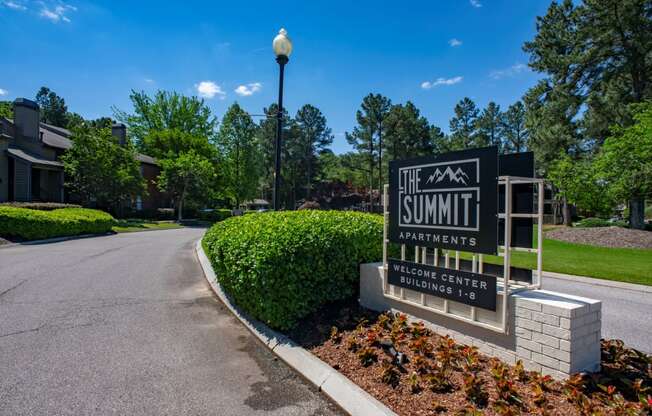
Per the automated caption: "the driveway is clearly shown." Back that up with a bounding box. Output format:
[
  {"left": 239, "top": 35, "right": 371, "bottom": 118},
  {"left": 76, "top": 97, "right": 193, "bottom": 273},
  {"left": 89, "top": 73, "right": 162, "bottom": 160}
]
[
  {"left": 0, "top": 228, "right": 343, "bottom": 416},
  {"left": 543, "top": 274, "right": 652, "bottom": 353}
]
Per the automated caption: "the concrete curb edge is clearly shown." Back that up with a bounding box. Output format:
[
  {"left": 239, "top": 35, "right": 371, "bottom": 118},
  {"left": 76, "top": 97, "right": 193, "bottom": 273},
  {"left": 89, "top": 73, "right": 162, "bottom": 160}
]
[
  {"left": 543, "top": 271, "right": 652, "bottom": 294},
  {"left": 0, "top": 232, "right": 113, "bottom": 249},
  {"left": 194, "top": 239, "right": 397, "bottom": 416}
]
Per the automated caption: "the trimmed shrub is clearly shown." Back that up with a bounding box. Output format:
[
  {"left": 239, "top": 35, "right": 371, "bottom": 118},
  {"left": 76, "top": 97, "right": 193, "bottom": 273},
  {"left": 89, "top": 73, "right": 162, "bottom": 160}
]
[
  {"left": 575, "top": 217, "right": 628, "bottom": 228},
  {"left": 0, "top": 202, "right": 82, "bottom": 211},
  {"left": 203, "top": 210, "right": 383, "bottom": 330},
  {"left": 198, "top": 208, "right": 232, "bottom": 223},
  {"left": 0, "top": 207, "right": 115, "bottom": 240},
  {"left": 120, "top": 207, "right": 176, "bottom": 221}
]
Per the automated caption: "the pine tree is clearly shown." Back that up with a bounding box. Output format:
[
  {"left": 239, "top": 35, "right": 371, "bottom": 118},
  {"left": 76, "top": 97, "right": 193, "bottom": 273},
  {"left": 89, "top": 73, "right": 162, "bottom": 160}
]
[
  {"left": 449, "top": 97, "right": 480, "bottom": 150},
  {"left": 501, "top": 101, "right": 529, "bottom": 153},
  {"left": 476, "top": 101, "right": 503, "bottom": 150}
]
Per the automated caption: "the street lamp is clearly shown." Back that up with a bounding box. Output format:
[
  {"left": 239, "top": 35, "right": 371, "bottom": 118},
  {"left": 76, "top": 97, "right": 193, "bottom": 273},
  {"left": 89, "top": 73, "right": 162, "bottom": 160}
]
[{"left": 272, "top": 28, "right": 292, "bottom": 210}]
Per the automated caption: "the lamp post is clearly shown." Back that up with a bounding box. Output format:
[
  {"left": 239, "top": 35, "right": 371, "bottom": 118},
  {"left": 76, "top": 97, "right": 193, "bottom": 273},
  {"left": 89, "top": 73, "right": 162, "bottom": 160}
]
[{"left": 272, "top": 28, "right": 292, "bottom": 210}]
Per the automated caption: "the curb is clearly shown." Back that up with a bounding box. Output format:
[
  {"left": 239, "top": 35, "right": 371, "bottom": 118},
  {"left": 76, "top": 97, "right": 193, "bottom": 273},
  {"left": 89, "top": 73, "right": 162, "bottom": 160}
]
[
  {"left": 194, "top": 240, "right": 397, "bottom": 416},
  {"left": 543, "top": 271, "right": 652, "bottom": 294},
  {"left": 0, "top": 232, "right": 113, "bottom": 249}
]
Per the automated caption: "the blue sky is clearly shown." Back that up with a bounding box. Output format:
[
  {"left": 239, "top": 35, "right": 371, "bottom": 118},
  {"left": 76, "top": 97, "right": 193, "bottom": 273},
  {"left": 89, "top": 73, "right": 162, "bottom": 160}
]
[{"left": 0, "top": 0, "right": 549, "bottom": 153}]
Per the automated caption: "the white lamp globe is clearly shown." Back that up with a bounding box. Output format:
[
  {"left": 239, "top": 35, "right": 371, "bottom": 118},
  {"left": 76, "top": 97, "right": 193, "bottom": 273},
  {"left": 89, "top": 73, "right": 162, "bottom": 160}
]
[{"left": 273, "top": 28, "right": 293, "bottom": 58}]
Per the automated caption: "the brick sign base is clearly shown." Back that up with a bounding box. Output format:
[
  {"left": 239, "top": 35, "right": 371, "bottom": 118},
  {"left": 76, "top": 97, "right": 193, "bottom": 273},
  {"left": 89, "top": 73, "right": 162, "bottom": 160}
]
[{"left": 360, "top": 263, "right": 601, "bottom": 379}]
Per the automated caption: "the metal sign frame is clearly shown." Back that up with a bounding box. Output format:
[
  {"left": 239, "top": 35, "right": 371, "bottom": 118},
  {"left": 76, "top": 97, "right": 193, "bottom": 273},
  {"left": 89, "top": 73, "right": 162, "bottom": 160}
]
[{"left": 382, "top": 175, "right": 545, "bottom": 334}]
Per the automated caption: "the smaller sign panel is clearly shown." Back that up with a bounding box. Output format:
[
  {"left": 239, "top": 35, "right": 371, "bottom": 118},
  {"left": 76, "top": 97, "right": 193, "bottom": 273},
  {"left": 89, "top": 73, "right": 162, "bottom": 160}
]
[{"left": 388, "top": 259, "right": 497, "bottom": 311}]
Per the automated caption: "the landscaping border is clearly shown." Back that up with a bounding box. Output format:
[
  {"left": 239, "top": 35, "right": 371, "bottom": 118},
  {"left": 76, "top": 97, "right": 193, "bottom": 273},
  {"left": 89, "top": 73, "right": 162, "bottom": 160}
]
[
  {"left": 194, "top": 240, "right": 397, "bottom": 416},
  {"left": 0, "top": 232, "right": 113, "bottom": 249},
  {"left": 543, "top": 271, "right": 652, "bottom": 294}
]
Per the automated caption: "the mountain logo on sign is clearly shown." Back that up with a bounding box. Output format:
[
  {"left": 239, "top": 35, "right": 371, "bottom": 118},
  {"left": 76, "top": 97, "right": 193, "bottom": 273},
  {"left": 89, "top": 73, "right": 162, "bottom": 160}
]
[{"left": 426, "top": 166, "right": 470, "bottom": 185}]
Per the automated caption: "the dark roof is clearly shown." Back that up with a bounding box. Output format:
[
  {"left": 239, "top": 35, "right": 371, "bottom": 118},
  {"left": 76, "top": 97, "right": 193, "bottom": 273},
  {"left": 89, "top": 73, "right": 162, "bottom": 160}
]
[
  {"left": 41, "top": 124, "right": 73, "bottom": 150},
  {"left": 3, "top": 118, "right": 157, "bottom": 165},
  {"left": 136, "top": 153, "right": 156, "bottom": 165},
  {"left": 6, "top": 147, "right": 64, "bottom": 169},
  {"left": 13, "top": 98, "right": 39, "bottom": 110}
]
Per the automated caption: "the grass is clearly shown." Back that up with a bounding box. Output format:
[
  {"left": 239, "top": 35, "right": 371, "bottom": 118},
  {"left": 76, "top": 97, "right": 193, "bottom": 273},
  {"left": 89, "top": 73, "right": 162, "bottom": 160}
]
[
  {"left": 112, "top": 219, "right": 183, "bottom": 233},
  {"left": 460, "top": 227, "right": 652, "bottom": 286}
]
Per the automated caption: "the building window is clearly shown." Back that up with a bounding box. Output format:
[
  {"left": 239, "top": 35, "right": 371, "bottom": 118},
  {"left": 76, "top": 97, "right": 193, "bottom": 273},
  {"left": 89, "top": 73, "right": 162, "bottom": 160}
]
[{"left": 136, "top": 196, "right": 143, "bottom": 211}]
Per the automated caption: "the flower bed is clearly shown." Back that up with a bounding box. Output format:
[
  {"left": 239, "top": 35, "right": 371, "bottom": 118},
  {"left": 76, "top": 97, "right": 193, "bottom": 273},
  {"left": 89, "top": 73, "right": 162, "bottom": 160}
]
[{"left": 292, "top": 302, "right": 650, "bottom": 415}]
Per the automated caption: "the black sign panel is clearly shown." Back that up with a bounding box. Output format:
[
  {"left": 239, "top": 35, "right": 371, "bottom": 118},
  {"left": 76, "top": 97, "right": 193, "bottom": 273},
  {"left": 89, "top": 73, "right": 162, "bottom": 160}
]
[
  {"left": 498, "top": 152, "right": 535, "bottom": 248},
  {"left": 388, "top": 259, "right": 497, "bottom": 311},
  {"left": 389, "top": 147, "right": 498, "bottom": 254}
]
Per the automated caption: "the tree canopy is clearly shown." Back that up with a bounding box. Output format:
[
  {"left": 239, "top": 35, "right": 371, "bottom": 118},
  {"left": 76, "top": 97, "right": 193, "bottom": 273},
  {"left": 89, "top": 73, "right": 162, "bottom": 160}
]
[
  {"left": 114, "top": 90, "right": 218, "bottom": 148},
  {"left": 62, "top": 126, "right": 145, "bottom": 214},
  {"left": 217, "top": 103, "right": 261, "bottom": 207}
]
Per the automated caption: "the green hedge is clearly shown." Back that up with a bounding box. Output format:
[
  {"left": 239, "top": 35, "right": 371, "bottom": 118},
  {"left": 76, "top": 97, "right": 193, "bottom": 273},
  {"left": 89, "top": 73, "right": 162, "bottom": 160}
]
[
  {"left": 0, "top": 202, "right": 82, "bottom": 211},
  {"left": 203, "top": 210, "right": 383, "bottom": 330},
  {"left": 575, "top": 217, "right": 628, "bottom": 228},
  {"left": 0, "top": 207, "right": 115, "bottom": 240},
  {"left": 198, "top": 208, "right": 232, "bottom": 223}
]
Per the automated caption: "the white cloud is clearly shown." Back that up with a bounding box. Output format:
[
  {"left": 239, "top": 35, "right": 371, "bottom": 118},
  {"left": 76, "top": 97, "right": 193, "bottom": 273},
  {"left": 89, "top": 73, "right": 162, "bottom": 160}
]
[
  {"left": 0, "top": 88, "right": 7, "bottom": 96},
  {"left": 195, "top": 81, "right": 226, "bottom": 99},
  {"left": 421, "top": 76, "right": 463, "bottom": 89},
  {"left": 40, "top": 4, "right": 76, "bottom": 23},
  {"left": 144, "top": 78, "right": 155, "bottom": 84},
  {"left": 3, "top": 1, "right": 27, "bottom": 10},
  {"left": 234, "top": 82, "right": 262, "bottom": 97},
  {"left": 448, "top": 38, "right": 462, "bottom": 47},
  {"left": 470, "top": 0, "right": 482, "bottom": 8},
  {"left": 489, "top": 63, "right": 528, "bottom": 79}
]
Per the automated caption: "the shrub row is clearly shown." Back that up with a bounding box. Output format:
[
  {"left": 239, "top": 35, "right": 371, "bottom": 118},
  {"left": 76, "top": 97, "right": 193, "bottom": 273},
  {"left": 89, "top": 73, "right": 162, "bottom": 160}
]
[
  {"left": 203, "top": 210, "right": 383, "bottom": 330},
  {"left": 198, "top": 208, "right": 232, "bottom": 223},
  {"left": 0, "top": 207, "right": 115, "bottom": 240},
  {"left": 0, "top": 202, "right": 82, "bottom": 211},
  {"left": 120, "top": 207, "right": 176, "bottom": 221},
  {"left": 575, "top": 217, "right": 628, "bottom": 228}
]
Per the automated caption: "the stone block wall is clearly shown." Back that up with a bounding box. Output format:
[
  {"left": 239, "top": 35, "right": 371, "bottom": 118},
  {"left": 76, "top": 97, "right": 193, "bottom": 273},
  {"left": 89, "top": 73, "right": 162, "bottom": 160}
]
[{"left": 360, "top": 263, "right": 602, "bottom": 379}]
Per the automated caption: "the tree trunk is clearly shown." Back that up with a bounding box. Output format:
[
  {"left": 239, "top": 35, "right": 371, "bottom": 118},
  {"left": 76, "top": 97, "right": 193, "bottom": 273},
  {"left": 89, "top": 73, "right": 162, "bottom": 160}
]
[
  {"left": 177, "top": 197, "right": 183, "bottom": 222},
  {"left": 628, "top": 197, "right": 645, "bottom": 230},
  {"left": 562, "top": 197, "right": 572, "bottom": 226}
]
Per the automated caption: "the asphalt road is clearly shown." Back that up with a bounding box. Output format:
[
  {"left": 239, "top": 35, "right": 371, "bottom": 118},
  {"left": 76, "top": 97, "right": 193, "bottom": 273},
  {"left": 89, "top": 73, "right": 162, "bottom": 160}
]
[
  {"left": 0, "top": 228, "right": 343, "bottom": 416},
  {"left": 543, "top": 275, "right": 652, "bottom": 353}
]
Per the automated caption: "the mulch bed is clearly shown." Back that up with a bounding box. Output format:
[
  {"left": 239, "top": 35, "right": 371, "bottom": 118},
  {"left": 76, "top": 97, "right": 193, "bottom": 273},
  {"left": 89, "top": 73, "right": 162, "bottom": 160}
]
[
  {"left": 288, "top": 299, "right": 652, "bottom": 416},
  {"left": 545, "top": 226, "right": 652, "bottom": 250}
]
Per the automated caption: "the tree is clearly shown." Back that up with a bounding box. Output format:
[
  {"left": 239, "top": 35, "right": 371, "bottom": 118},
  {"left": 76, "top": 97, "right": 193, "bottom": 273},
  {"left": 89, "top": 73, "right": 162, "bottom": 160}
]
[
  {"left": 548, "top": 153, "right": 612, "bottom": 221},
  {"left": 217, "top": 103, "right": 261, "bottom": 207},
  {"left": 476, "top": 102, "right": 503, "bottom": 150},
  {"left": 595, "top": 102, "right": 652, "bottom": 229},
  {"left": 384, "top": 101, "right": 434, "bottom": 161},
  {"left": 524, "top": 0, "right": 652, "bottom": 222},
  {"left": 293, "top": 104, "right": 333, "bottom": 198},
  {"left": 449, "top": 97, "right": 480, "bottom": 150},
  {"left": 429, "top": 126, "right": 449, "bottom": 154},
  {"left": 157, "top": 151, "right": 215, "bottom": 221},
  {"left": 255, "top": 104, "right": 292, "bottom": 205},
  {"left": 0, "top": 101, "right": 12, "bottom": 119},
  {"left": 114, "top": 90, "right": 218, "bottom": 148},
  {"left": 346, "top": 94, "right": 391, "bottom": 212},
  {"left": 501, "top": 101, "right": 529, "bottom": 153},
  {"left": 65, "top": 113, "right": 113, "bottom": 130},
  {"left": 142, "top": 128, "right": 216, "bottom": 160},
  {"left": 35, "top": 87, "right": 68, "bottom": 127},
  {"left": 62, "top": 126, "right": 145, "bottom": 214}
]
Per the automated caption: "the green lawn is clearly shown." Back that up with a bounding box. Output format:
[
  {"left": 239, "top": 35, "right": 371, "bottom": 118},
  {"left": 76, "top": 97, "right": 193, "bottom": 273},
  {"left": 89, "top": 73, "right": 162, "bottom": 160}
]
[
  {"left": 112, "top": 219, "right": 183, "bottom": 233},
  {"left": 461, "top": 230, "right": 652, "bottom": 286}
]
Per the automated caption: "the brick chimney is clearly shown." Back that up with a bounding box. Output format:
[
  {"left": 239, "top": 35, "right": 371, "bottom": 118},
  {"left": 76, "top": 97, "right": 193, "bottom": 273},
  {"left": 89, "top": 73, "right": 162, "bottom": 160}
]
[
  {"left": 13, "top": 98, "right": 40, "bottom": 142},
  {"left": 111, "top": 123, "right": 127, "bottom": 146}
]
